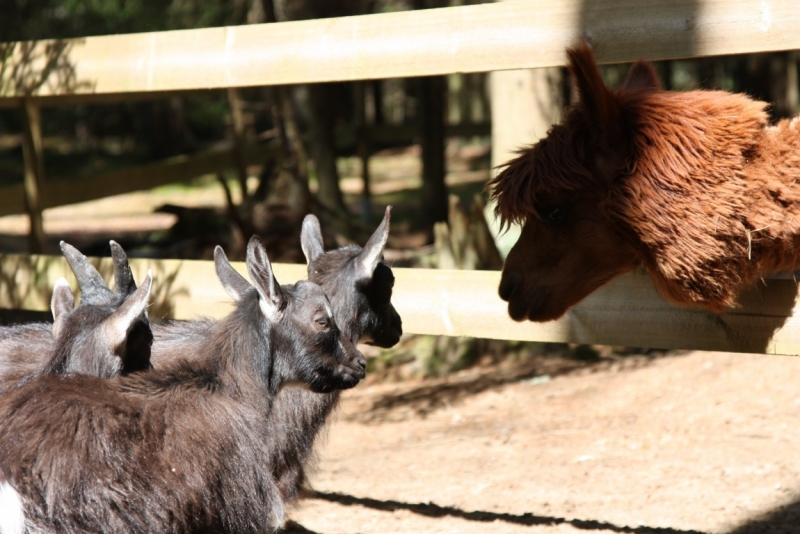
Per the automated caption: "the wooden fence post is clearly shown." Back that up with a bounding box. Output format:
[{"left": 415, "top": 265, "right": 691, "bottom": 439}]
[
  {"left": 355, "top": 81, "right": 372, "bottom": 225},
  {"left": 487, "top": 67, "right": 563, "bottom": 257},
  {"left": 21, "top": 99, "right": 46, "bottom": 254},
  {"left": 227, "top": 87, "right": 250, "bottom": 200}
]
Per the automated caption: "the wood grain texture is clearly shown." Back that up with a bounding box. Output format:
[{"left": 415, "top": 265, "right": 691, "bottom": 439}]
[
  {"left": 1, "top": 0, "right": 799, "bottom": 101},
  {"left": 1, "top": 254, "right": 798, "bottom": 355}
]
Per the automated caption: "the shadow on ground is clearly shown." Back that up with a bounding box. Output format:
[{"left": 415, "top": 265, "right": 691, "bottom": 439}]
[
  {"left": 725, "top": 497, "right": 800, "bottom": 534},
  {"left": 288, "top": 491, "right": 709, "bottom": 534},
  {"left": 347, "top": 353, "right": 674, "bottom": 424}
]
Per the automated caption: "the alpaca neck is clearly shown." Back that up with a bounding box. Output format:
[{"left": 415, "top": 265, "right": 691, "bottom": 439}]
[{"left": 739, "top": 118, "right": 800, "bottom": 275}]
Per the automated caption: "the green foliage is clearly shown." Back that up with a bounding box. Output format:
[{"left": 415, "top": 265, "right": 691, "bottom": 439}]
[{"left": 0, "top": 0, "right": 250, "bottom": 41}]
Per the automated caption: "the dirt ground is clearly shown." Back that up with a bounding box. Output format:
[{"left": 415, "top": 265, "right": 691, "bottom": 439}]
[{"left": 284, "top": 350, "right": 800, "bottom": 534}]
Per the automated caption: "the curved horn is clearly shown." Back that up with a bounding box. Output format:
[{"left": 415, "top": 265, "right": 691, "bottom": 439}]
[
  {"left": 110, "top": 240, "right": 137, "bottom": 296},
  {"left": 60, "top": 241, "right": 111, "bottom": 304}
]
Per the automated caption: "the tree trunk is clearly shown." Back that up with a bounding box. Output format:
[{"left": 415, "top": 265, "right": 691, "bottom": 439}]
[
  {"left": 306, "top": 83, "right": 348, "bottom": 216},
  {"left": 419, "top": 75, "right": 448, "bottom": 231}
]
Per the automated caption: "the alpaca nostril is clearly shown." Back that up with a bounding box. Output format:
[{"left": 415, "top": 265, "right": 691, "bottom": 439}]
[
  {"left": 357, "top": 356, "right": 367, "bottom": 370},
  {"left": 499, "top": 271, "right": 522, "bottom": 301}
]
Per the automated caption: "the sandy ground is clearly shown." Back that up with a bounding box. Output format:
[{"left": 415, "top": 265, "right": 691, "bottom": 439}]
[{"left": 284, "top": 350, "right": 800, "bottom": 534}]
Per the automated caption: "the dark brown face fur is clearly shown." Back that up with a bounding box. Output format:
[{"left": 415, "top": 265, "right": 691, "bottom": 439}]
[
  {"left": 491, "top": 107, "right": 640, "bottom": 322},
  {"left": 499, "top": 190, "right": 639, "bottom": 321},
  {"left": 488, "top": 42, "right": 652, "bottom": 322}
]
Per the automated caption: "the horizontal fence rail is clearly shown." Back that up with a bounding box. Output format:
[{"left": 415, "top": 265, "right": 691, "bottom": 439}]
[
  {"left": 0, "top": 143, "right": 272, "bottom": 218},
  {"left": 2, "top": 253, "right": 799, "bottom": 355},
  {"left": 1, "top": 0, "right": 800, "bottom": 104}
]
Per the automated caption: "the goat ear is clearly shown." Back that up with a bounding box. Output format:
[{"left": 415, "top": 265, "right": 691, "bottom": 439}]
[
  {"left": 60, "top": 241, "right": 110, "bottom": 304},
  {"left": 110, "top": 240, "right": 137, "bottom": 296},
  {"left": 300, "top": 214, "right": 325, "bottom": 264},
  {"left": 214, "top": 246, "right": 252, "bottom": 302},
  {"left": 246, "top": 236, "right": 286, "bottom": 319},
  {"left": 102, "top": 270, "right": 152, "bottom": 352},
  {"left": 355, "top": 206, "right": 391, "bottom": 280},
  {"left": 51, "top": 278, "right": 75, "bottom": 339},
  {"left": 621, "top": 60, "right": 661, "bottom": 91},
  {"left": 567, "top": 42, "right": 621, "bottom": 130}
]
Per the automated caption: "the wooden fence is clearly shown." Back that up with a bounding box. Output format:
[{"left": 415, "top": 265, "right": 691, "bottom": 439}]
[
  {"left": 0, "top": 143, "right": 271, "bottom": 218},
  {"left": 2, "top": 0, "right": 800, "bottom": 354},
  {"left": 3, "top": 0, "right": 800, "bottom": 101}
]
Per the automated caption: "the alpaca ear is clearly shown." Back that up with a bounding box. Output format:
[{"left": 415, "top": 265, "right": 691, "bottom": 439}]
[
  {"left": 60, "top": 241, "right": 112, "bottom": 305},
  {"left": 51, "top": 278, "right": 75, "bottom": 339},
  {"left": 622, "top": 60, "right": 661, "bottom": 91},
  {"left": 300, "top": 214, "right": 325, "bottom": 264},
  {"left": 567, "top": 42, "right": 632, "bottom": 183},
  {"left": 246, "top": 236, "right": 286, "bottom": 320},
  {"left": 101, "top": 270, "right": 152, "bottom": 353},
  {"left": 214, "top": 246, "right": 252, "bottom": 302},
  {"left": 355, "top": 206, "right": 391, "bottom": 281},
  {"left": 110, "top": 240, "right": 137, "bottom": 296},
  {"left": 567, "top": 42, "right": 621, "bottom": 130}
]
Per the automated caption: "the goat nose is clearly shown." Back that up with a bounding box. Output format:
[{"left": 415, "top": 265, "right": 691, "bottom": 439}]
[{"left": 499, "top": 271, "right": 522, "bottom": 302}]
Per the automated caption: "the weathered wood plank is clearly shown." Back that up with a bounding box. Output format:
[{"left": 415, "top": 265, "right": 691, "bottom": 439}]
[
  {"left": 20, "top": 99, "right": 45, "bottom": 253},
  {"left": 1, "top": 254, "right": 798, "bottom": 355},
  {"left": 1, "top": 0, "right": 799, "bottom": 102},
  {"left": 0, "top": 143, "right": 274, "bottom": 218}
]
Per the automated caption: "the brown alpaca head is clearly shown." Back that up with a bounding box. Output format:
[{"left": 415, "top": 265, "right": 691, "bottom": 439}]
[{"left": 489, "top": 43, "right": 771, "bottom": 321}]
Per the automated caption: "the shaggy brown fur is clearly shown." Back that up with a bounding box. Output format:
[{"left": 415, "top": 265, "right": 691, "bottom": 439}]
[{"left": 488, "top": 42, "right": 800, "bottom": 321}]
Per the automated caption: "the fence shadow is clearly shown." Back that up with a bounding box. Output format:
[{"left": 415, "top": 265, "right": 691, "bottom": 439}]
[
  {"left": 308, "top": 490, "right": 708, "bottom": 534},
  {"left": 348, "top": 352, "right": 669, "bottom": 424},
  {"left": 724, "top": 496, "right": 800, "bottom": 534}
]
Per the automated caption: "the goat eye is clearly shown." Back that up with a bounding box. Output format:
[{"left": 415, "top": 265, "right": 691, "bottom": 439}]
[
  {"left": 315, "top": 317, "right": 329, "bottom": 328},
  {"left": 544, "top": 207, "right": 566, "bottom": 225}
]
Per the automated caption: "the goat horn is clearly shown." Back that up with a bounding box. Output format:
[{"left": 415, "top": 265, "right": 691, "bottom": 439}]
[
  {"left": 60, "top": 241, "right": 111, "bottom": 304},
  {"left": 110, "top": 240, "right": 137, "bottom": 296}
]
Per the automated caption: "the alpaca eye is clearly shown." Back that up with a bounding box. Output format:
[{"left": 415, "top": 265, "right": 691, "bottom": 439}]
[{"left": 545, "top": 207, "right": 566, "bottom": 225}]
